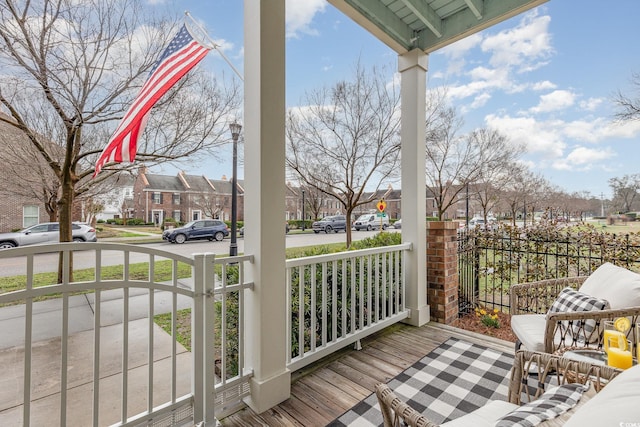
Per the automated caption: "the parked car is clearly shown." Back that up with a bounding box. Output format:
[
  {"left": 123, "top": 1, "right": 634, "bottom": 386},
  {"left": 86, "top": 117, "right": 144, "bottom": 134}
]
[
  {"left": 354, "top": 213, "right": 389, "bottom": 231},
  {"left": 312, "top": 215, "right": 347, "bottom": 233},
  {"left": 162, "top": 219, "right": 229, "bottom": 244},
  {"left": 0, "top": 222, "right": 97, "bottom": 249},
  {"left": 239, "top": 223, "right": 290, "bottom": 236},
  {"left": 468, "top": 217, "right": 498, "bottom": 231},
  {"left": 393, "top": 219, "right": 401, "bottom": 229}
]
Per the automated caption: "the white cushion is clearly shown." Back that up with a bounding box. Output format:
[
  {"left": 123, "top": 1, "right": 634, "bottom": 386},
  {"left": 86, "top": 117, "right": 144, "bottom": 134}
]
[
  {"left": 579, "top": 262, "right": 640, "bottom": 309},
  {"left": 441, "top": 400, "right": 519, "bottom": 427},
  {"left": 511, "top": 314, "right": 547, "bottom": 352},
  {"left": 564, "top": 364, "right": 640, "bottom": 427}
]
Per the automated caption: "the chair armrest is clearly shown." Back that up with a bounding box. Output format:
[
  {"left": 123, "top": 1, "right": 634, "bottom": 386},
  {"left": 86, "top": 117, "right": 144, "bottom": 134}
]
[
  {"left": 510, "top": 277, "right": 587, "bottom": 315},
  {"left": 375, "top": 383, "right": 440, "bottom": 427},
  {"left": 544, "top": 307, "right": 640, "bottom": 353},
  {"left": 507, "top": 349, "right": 622, "bottom": 405}
]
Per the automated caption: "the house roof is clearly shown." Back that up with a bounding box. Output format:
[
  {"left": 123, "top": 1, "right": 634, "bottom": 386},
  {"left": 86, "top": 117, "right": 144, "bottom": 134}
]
[
  {"left": 208, "top": 178, "right": 245, "bottom": 195},
  {"left": 141, "top": 171, "right": 246, "bottom": 195},
  {"left": 143, "top": 174, "right": 185, "bottom": 192}
]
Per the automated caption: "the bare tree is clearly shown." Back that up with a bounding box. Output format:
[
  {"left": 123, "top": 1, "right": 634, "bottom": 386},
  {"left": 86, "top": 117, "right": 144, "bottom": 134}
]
[
  {"left": 425, "top": 90, "right": 522, "bottom": 220},
  {"left": 499, "top": 164, "right": 544, "bottom": 226},
  {"left": 0, "top": 115, "right": 60, "bottom": 220},
  {"left": 194, "top": 193, "right": 224, "bottom": 220},
  {"left": 614, "top": 71, "right": 640, "bottom": 122},
  {"left": 0, "top": 0, "right": 239, "bottom": 278},
  {"left": 296, "top": 183, "right": 325, "bottom": 221},
  {"left": 470, "top": 131, "right": 523, "bottom": 222},
  {"left": 609, "top": 174, "right": 640, "bottom": 213},
  {"left": 286, "top": 62, "right": 401, "bottom": 247}
]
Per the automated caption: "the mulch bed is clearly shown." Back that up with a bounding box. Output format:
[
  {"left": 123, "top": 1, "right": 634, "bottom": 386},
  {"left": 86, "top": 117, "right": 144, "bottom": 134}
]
[{"left": 450, "top": 310, "right": 517, "bottom": 343}]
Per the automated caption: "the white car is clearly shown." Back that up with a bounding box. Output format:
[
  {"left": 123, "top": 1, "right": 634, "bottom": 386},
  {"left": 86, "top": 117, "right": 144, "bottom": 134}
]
[
  {"left": 468, "top": 218, "right": 498, "bottom": 230},
  {"left": 354, "top": 214, "right": 389, "bottom": 231},
  {"left": 0, "top": 222, "right": 97, "bottom": 249}
]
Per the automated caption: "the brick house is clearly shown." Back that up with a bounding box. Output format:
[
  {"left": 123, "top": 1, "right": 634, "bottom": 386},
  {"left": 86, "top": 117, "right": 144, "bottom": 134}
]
[
  {"left": 132, "top": 169, "right": 245, "bottom": 225},
  {"left": 0, "top": 113, "right": 60, "bottom": 231}
]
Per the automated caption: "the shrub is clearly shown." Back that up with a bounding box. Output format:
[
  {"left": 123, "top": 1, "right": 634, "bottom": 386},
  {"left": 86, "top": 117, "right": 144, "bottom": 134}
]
[
  {"left": 349, "top": 231, "right": 401, "bottom": 249},
  {"left": 290, "top": 231, "right": 404, "bottom": 358}
]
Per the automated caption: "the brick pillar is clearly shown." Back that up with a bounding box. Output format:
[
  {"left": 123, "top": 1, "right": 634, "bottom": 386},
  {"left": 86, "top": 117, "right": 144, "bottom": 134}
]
[{"left": 426, "top": 221, "right": 459, "bottom": 324}]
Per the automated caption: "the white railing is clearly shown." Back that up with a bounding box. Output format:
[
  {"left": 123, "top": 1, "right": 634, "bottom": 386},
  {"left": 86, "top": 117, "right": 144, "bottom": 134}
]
[
  {"left": 0, "top": 241, "right": 412, "bottom": 424},
  {"left": 285, "top": 243, "right": 412, "bottom": 371},
  {"left": 0, "top": 242, "right": 253, "bottom": 426}
]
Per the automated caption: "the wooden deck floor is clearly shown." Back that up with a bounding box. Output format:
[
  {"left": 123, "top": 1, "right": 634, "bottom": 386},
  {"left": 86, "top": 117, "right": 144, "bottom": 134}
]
[{"left": 220, "top": 322, "right": 514, "bottom": 426}]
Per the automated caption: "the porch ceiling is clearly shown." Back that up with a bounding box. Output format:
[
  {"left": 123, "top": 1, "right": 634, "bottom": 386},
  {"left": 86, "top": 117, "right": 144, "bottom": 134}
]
[{"left": 328, "top": 0, "right": 549, "bottom": 54}]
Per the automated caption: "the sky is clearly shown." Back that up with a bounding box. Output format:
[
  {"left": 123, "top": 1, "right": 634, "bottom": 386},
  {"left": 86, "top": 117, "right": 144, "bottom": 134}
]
[{"left": 150, "top": 0, "right": 640, "bottom": 199}]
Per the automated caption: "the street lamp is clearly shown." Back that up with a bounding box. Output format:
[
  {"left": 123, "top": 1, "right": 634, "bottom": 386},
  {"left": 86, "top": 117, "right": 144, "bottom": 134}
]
[
  {"left": 229, "top": 122, "right": 242, "bottom": 256},
  {"left": 301, "top": 189, "right": 306, "bottom": 231}
]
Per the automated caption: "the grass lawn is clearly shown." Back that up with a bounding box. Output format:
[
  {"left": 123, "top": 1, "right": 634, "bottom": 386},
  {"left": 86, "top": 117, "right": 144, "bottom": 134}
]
[{"left": 584, "top": 219, "right": 640, "bottom": 234}]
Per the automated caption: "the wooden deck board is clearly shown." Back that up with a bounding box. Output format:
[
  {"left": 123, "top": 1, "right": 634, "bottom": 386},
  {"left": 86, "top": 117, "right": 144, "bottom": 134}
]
[{"left": 219, "top": 322, "right": 514, "bottom": 426}]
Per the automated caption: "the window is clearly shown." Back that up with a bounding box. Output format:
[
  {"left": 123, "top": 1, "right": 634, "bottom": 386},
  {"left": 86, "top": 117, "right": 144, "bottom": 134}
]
[
  {"left": 152, "top": 192, "right": 162, "bottom": 204},
  {"left": 173, "top": 193, "right": 180, "bottom": 205},
  {"left": 173, "top": 210, "right": 181, "bottom": 222},
  {"left": 23, "top": 205, "right": 39, "bottom": 228}
]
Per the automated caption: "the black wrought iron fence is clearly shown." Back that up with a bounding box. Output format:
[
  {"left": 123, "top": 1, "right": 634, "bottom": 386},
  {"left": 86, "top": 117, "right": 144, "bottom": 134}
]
[{"left": 457, "top": 223, "right": 640, "bottom": 315}]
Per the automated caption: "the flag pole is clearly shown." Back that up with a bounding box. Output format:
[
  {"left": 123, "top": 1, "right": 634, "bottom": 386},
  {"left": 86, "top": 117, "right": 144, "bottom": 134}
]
[{"left": 185, "top": 11, "right": 244, "bottom": 81}]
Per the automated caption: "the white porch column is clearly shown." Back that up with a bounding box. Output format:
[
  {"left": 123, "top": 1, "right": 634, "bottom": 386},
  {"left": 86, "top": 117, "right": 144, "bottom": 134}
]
[
  {"left": 399, "top": 49, "right": 430, "bottom": 326},
  {"left": 243, "top": 0, "right": 291, "bottom": 413}
]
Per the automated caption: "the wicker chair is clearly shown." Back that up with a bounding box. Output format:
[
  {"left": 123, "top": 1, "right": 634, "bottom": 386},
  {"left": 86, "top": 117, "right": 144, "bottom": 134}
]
[
  {"left": 509, "top": 276, "right": 640, "bottom": 354},
  {"left": 375, "top": 350, "right": 622, "bottom": 427}
]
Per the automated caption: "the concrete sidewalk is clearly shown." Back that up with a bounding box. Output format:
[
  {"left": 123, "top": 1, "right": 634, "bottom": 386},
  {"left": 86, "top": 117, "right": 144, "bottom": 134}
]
[{"left": 0, "top": 280, "right": 195, "bottom": 426}]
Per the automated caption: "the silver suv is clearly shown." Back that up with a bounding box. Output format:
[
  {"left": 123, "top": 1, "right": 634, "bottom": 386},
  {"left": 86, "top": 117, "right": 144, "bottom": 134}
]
[
  {"left": 0, "top": 222, "right": 98, "bottom": 249},
  {"left": 312, "top": 215, "right": 347, "bottom": 233}
]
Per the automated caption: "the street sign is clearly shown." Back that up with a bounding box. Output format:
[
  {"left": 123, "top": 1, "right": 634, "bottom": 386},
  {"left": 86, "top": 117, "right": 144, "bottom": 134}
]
[
  {"left": 376, "top": 199, "right": 387, "bottom": 212},
  {"left": 376, "top": 213, "right": 386, "bottom": 218}
]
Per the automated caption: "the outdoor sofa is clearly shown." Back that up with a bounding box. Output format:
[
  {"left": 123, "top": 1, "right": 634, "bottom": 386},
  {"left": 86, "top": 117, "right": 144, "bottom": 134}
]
[
  {"left": 509, "top": 262, "right": 640, "bottom": 354},
  {"left": 376, "top": 349, "right": 637, "bottom": 427}
]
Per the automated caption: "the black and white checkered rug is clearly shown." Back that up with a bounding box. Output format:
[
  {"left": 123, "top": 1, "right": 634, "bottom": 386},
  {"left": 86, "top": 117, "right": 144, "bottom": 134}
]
[{"left": 330, "top": 337, "right": 514, "bottom": 426}]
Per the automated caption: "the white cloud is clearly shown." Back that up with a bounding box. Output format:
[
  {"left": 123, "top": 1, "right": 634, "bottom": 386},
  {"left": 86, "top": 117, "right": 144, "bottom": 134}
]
[
  {"left": 579, "top": 97, "right": 604, "bottom": 111},
  {"left": 285, "top": 0, "right": 326, "bottom": 38},
  {"left": 531, "top": 81, "right": 556, "bottom": 91},
  {"left": 431, "top": 10, "right": 555, "bottom": 111},
  {"left": 469, "top": 93, "right": 491, "bottom": 110},
  {"left": 553, "top": 146, "right": 615, "bottom": 170},
  {"left": 485, "top": 114, "right": 566, "bottom": 158},
  {"left": 440, "top": 32, "right": 483, "bottom": 59},
  {"left": 530, "top": 90, "right": 576, "bottom": 113},
  {"left": 567, "top": 146, "right": 615, "bottom": 164},
  {"left": 481, "top": 11, "right": 553, "bottom": 72},
  {"left": 436, "top": 33, "right": 482, "bottom": 75},
  {"left": 600, "top": 119, "right": 640, "bottom": 139}
]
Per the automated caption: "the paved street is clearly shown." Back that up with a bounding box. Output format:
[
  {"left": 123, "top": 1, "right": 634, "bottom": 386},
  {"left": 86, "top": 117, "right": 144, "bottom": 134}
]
[{"left": 0, "top": 228, "right": 398, "bottom": 277}]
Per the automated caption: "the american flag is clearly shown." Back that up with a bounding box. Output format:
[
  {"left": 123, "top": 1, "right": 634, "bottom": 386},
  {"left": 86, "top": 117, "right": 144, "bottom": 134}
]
[{"left": 94, "top": 24, "right": 211, "bottom": 177}]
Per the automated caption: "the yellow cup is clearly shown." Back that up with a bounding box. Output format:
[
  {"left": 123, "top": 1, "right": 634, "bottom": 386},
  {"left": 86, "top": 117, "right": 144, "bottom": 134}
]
[{"left": 607, "top": 338, "right": 633, "bottom": 369}]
